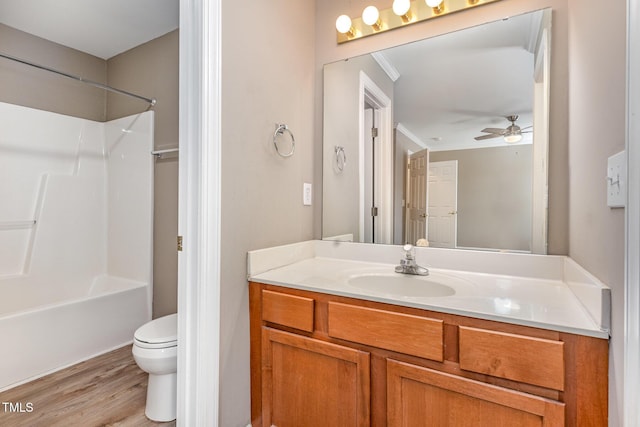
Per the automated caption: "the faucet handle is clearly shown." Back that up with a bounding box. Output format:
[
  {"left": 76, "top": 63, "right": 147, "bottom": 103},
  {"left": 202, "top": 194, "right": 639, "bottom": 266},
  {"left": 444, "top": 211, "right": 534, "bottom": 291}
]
[{"left": 402, "top": 244, "right": 414, "bottom": 258}]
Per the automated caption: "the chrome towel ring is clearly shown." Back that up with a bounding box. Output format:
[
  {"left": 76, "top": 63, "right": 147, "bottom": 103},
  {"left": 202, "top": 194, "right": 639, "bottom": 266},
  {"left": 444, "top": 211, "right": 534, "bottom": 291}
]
[{"left": 273, "top": 123, "right": 295, "bottom": 158}]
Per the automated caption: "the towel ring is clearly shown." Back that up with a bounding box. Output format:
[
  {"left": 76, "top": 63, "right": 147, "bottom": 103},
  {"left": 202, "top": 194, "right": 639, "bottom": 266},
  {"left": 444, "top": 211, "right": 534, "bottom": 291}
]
[
  {"left": 273, "top": 123, "right": 295, "bottom": 158},
  {"left": 335, "top": 146, "right": 347, "bottom": 172}
]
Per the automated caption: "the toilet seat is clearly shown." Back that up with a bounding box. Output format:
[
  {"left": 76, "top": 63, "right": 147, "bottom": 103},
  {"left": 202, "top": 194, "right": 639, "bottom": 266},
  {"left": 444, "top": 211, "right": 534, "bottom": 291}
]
[{"left": 134, "top": 313, "right": 177, "bottom": 349}]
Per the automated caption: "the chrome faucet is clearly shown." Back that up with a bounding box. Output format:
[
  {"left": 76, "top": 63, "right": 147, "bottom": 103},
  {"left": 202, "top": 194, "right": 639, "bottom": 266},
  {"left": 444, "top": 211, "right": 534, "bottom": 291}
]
[{"left": 395, "top": 244, "right": 429, "bottom": 276}]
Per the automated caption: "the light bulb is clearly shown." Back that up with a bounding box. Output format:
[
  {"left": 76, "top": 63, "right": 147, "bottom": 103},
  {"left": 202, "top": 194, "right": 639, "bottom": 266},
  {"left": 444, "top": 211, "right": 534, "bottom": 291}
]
[
  {"left": 362, "top": 6, "right": 381, "bottom": 28},
  {"left": 335, "top": 15, "right": 353, "bottom": 34},
  {"left": 426, "top": 0, "right": 444, "bottom": 14},
  {"left": 392, "top": 0, "right": 411, "bottom": 16}
]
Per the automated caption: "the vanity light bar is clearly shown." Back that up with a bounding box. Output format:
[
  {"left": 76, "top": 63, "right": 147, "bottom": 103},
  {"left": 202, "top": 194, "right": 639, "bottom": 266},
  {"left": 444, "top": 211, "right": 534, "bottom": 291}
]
[{"left": 336, "top": 0, "right": 502, "bottom": 44}]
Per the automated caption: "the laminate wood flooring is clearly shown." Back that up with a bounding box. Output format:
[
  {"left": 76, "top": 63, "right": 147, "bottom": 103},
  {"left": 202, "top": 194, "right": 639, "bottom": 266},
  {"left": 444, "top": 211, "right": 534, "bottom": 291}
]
[{"left": 0, "top": 345, "right": 175, "bottom": 427}]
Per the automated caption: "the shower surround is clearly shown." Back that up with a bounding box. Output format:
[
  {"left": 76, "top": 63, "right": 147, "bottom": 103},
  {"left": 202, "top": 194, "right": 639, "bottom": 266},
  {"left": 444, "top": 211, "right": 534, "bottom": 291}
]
[{"left": 0, "top": 101, "right": 153, "bottom": 391}]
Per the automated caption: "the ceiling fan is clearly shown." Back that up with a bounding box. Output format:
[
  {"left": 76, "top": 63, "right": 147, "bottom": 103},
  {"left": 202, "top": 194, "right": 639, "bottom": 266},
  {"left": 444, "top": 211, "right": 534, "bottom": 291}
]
[{"left": 474, "top": 115, "right": 532, "bottom": 143}]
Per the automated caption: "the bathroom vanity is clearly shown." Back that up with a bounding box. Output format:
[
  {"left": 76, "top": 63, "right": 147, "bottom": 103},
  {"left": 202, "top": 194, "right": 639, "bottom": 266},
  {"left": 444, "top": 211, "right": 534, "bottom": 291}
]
[{"left": 248, "top": 241, "right": 610, "bottom": 427}]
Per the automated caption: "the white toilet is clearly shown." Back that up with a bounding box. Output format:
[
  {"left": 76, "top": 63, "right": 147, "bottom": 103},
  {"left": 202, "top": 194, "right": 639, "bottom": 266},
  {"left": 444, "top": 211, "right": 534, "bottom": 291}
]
[{"left": 132, "top": 313, "right": 178, "bottom": 422}]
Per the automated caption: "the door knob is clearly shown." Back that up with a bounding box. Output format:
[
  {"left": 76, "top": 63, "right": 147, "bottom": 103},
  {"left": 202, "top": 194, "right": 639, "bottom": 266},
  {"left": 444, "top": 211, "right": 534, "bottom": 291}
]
[
  {"left": 420, "top": 213, "right": 427, "bottom": 218},
  {"left": 449, "top": 211, "right": 457, "bottom": 215}
]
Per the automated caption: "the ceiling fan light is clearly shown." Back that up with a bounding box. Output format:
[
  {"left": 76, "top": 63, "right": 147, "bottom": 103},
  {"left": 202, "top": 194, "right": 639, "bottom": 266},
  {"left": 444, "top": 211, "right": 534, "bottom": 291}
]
[{"left": 504, "top": 133, "right": 522, "bottom": 143}]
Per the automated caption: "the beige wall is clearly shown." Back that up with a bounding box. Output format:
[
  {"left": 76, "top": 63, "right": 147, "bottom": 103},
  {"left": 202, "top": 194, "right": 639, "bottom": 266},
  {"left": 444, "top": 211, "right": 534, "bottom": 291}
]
[
  {"left": 107, "top": 30, "right": 180, "bottom": 318},
  {"left": 220, "top": 1, "right": 316, "bottom": 424},
  {"left": 431, "top": 145, "right": 533, "bottom": 251},
  {"left": 0, "top": 24, "right": 106, "bottom": 121},
  {"left": 566, "top": 0, "right": 627, "bottom": 424}
]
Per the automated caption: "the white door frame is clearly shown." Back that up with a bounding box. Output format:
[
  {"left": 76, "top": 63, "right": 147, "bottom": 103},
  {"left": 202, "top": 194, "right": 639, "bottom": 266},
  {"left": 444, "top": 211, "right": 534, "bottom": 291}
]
[
  {"left": 532, "top": 28, "right": 550, "bottom": 255},
  {"left": 625, "top": 0, "right": 640, "bottom": 425},
  {"left": 177, "top": 0, "right": 221, "bottom": 426},
  {"left": 359, "top": 71, "right": 393, "bottom": 244}
]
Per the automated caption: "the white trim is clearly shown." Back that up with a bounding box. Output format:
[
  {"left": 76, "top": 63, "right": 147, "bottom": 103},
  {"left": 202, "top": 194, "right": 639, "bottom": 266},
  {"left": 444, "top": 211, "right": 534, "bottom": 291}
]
[
  {"left": 396, "top": 122, "right": 428, "bottom": 149},
  {"left": 370, "top": 51, "right": 401, "bottom": 82},
  {"left": 359, "top": 71, "right": 393, "bottom": 244},
  {"left": 177, "top": 0, "right": 221, "bottom": 426},
  {"left": 625, "top": 0, "right": 640, "bottom": 425},
  {"left": 526, "top": 9, "right": 544, "bottom": 54},
  {"left": 531, "top": 27, "right": 550, "bottom": 255}
]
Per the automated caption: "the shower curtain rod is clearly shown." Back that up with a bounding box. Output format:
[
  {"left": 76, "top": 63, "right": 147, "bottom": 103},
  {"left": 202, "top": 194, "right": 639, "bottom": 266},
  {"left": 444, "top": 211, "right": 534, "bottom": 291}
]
[{"left": 0, "top": 52, "right": 157, "bottom": 107}]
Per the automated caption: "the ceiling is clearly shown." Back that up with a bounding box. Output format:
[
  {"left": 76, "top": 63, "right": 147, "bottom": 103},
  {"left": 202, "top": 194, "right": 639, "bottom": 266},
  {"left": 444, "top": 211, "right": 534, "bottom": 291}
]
[
  {"left": 372, "top": 10, "right": 544, "bottom": 151},
  {"left": 0, "top": 0, "right": 178, "bottom": 59}
]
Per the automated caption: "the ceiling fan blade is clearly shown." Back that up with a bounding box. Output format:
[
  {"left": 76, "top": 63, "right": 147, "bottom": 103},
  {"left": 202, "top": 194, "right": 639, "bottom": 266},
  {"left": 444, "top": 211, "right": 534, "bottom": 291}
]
[
  {"left": 474, "top": 133, "right": 502, "bottom": 141},
  {"left": 520, "top": 125, "right": 533, "bottom": 130},
  {"left": 480, "top": 127, "right": 507, "bottom": 135},
  {"left": 521, "top": 129, "right": 533, "bottom": 133}
]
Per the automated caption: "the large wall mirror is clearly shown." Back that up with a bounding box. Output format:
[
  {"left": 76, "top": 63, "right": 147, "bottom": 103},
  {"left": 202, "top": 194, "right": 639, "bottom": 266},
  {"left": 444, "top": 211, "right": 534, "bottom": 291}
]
[{"left": 322, "top": 8, "right": 551, "bottom": 254}]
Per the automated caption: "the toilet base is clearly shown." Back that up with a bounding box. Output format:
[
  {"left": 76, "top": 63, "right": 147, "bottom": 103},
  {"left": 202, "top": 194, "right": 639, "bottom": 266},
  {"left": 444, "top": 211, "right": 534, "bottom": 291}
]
[{"left": 145, "top": 372, "right": 177, "bottom": 422}]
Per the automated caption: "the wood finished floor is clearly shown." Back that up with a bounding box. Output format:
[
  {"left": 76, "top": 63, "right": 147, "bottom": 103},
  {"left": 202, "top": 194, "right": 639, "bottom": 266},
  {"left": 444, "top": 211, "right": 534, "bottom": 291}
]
[{"left": 0, "top": 345, "right": 175, "bottom": 427}]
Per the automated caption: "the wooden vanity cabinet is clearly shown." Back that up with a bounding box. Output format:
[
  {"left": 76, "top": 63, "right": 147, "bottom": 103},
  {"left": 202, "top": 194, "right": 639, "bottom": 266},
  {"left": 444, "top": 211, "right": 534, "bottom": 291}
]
[{"left": 249, "top": 282, "right": 608, "bottom": 427}]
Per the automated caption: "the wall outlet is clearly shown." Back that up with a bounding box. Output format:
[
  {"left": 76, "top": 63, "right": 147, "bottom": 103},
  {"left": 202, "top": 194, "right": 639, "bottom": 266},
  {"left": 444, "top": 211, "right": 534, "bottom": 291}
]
[
  {"left": 607, "top": 151, "right": 626, "bottom": 208},
  {"left": 303, "top": 183, "right": 312, "bottom": 206}
]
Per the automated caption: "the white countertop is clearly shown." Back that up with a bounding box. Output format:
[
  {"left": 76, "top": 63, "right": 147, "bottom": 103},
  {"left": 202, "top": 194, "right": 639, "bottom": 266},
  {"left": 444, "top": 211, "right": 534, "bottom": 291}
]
[{"left": 248, "top": 240, "right": 611, "bottom": 339}]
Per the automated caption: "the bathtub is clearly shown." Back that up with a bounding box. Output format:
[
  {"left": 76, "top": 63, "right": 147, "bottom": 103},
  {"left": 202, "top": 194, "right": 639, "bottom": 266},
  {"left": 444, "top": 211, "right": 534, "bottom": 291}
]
[{"left": 0, "top": 275, "right": 150, "bottom": 392}]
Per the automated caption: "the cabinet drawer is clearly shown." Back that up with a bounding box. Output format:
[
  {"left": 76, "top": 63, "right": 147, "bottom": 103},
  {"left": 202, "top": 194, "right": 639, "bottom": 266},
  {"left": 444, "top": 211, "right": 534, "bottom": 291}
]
[
  {"left": 262, "top": 290, "right": 314, "bottom": 332},
  {"left": 459, "top": 326, "right": 564, "bottom": 391},
  {"left": 328, "top": 302, "right": 443, "bottom": 361}
]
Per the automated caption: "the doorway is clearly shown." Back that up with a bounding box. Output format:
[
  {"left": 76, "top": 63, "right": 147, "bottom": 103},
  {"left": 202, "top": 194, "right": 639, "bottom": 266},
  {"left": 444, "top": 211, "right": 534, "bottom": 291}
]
[
  {"left": 358, "top": 71, "right": 392, "bottom": 244},
  {"left": 363, "top": 104, "right": 380, "bottom": 243}
]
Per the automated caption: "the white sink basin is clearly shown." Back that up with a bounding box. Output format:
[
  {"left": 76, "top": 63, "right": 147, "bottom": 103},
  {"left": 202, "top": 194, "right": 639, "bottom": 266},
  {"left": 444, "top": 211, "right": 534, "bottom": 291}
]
[{"left": 347, "top": 273, "right": 456, "bottom": 298}]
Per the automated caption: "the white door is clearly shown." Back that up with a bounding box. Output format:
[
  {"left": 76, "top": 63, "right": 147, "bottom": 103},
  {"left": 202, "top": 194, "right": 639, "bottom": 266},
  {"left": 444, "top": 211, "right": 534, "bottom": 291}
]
[
  {"left": 406, "top": 149, "right": 429, "bottom": 245},
  {"left": 428, "top": 160, "right": 458, "bottom": 248}
]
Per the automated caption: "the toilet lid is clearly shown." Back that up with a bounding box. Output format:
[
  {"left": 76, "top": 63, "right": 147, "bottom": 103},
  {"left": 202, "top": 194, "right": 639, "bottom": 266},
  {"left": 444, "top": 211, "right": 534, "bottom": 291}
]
[{"left": 134, "top": 313, "right": 177, "bottom": 345}]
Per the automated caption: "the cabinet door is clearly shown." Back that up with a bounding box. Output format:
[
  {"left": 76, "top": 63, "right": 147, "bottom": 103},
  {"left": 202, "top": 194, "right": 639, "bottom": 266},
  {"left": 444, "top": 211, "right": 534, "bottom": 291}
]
[
  {"left": 262, "top": 328, "right": 370, "bottom": 427},
  {"left": 387, "top": 359, "right": 564, "bottom": 427}
]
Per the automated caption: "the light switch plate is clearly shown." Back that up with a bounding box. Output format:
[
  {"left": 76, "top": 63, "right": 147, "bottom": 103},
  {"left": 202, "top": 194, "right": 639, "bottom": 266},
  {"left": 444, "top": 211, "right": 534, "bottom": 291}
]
[
  {"left": 303, "top": 183, "right": 312, "bottom": 206},
  {"left": 607, "top": 151, "right": 626, "bottom": 208}
]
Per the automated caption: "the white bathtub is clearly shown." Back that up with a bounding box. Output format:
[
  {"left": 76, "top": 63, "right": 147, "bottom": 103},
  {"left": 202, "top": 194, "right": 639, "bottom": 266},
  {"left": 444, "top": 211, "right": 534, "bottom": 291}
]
[{"left": 0, "top": 275, "right": 150, "bottom": 392}]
